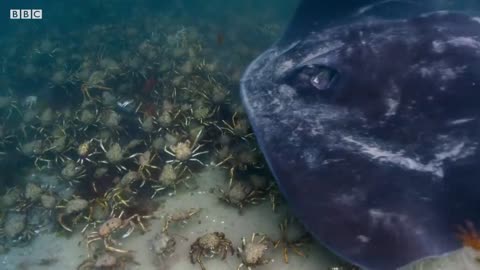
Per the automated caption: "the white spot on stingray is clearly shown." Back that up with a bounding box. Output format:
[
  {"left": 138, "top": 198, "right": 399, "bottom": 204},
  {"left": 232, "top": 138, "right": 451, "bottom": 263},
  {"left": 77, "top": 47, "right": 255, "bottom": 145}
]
[
  {"left": 357, "top": 235, "right": 370, "bottom": 243},
  {"left": 341, "top": 136, "right": 477, "bottom": 179},
  {"left": 385, "top": 81, "right": 400, "bottom": 117},
  {"left": 333, "top": 189, "right": 365, "bottom": 206},
  {"left": 385, "top": 98, "right": 399, "bottom": 117},
  {"left": 419, "top": 67, "right": 434, "bottom": 78},
  {"left": 269, "top": 97, "right": 285, "bottom": 114},
  {"left": 298, "top": 41, "right": 344, "bottom": 65},
  {"left": 335, "top": 194, "right": 357, "bottom": 206},
  {"left": 447, "top": 37, "right": 480, "bottom": 49},
  {"left": 301, "top": 148, "right": 320, "bottom": 169},
  {"left": 343, "top": 136, "right": 444, "bottom": 177},
  {"left": 472, "top": 17, "right": 480, "bottom": 24},
  {"left": 440, "top": 67, "right": 463, "bottom": 81},
  {"left": 448, "top": 118, "right": 475, "bottom": 126},
  {"left": 434, "top": 142, "right": 465, "bottom": 160},
  {"left": 276, "top": 59, "right": 295, "bottom": 77},
  {"left": 356, "top": 0, "right": 404, "bottom": 16},
  {"left": 432, "top": 40, "right": 446, "bottom": 53},
  {"left": 434, "top": 140, "right": 477, "bottom": 162},
  {"left": 321, "top": 158, "right": 344, "bottom": 165},
  {"left": 278, "top": 84, "right": 296, "bottom": 99},
  {"left": 418, "top": 62, "right": 465, "bottom": 81},
  {"left": 420, "top": 10, "right": 450, "bottom": 18},
  {"left": 369, "top": 209, "right": 407, "bottom": 226}
]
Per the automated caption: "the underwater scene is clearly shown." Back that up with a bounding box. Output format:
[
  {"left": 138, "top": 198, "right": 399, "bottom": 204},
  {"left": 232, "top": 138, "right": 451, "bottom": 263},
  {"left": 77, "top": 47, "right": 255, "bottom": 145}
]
[
  {"left": 1, "top": 0, "right": 480, "bottom": 269},
  {"left": 0, "top": 0, "right": 347, "bottom": 269}
]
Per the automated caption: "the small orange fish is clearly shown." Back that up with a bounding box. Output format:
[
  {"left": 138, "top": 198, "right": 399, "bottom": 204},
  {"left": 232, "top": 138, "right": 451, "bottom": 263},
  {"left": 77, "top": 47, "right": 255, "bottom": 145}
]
[{"left": 457, "top": 220, "right": 480, "bottom": 250}]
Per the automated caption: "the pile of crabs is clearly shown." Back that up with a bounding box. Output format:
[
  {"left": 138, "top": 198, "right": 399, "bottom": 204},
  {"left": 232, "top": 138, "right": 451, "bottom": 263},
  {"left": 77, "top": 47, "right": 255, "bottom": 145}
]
[
  {"left": 0, "top": 8, "right": 340, "bottom": 270},
  {"left": 79, "top": 219, "right": 307, "bottom": 270}
]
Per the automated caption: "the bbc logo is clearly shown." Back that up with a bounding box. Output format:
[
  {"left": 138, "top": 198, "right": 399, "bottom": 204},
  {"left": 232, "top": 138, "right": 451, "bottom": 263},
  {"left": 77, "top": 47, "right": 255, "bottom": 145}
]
[{"left": 10, "top": 9, "right": 43, "bottom": 19}]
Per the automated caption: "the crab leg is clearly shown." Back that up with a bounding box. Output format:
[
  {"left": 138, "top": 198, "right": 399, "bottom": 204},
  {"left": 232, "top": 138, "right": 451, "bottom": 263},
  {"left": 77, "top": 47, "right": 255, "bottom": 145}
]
[
  {"left": 122, "top": 226, "right": 135, "bottom": 239},
  {"left": 104, "top": 238, "right": 130, "bottom": 254},
  {"left": 58, "top": 214, "right": 73, "bottom": 232}
]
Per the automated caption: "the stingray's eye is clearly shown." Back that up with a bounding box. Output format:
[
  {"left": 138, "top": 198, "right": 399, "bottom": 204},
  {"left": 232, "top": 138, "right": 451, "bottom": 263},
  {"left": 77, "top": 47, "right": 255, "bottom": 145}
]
[{"left": 283, "top": 65, "right": 338, "bottom": 94}]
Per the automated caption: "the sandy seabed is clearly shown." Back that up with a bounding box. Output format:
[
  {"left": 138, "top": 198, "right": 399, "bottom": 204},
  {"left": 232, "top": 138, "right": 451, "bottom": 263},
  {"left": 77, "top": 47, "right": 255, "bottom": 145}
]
[
  {"left": 0, "top": 167, "right": 346, "bottom": 270},
  {"left": 1, "top": 167, "right": 479, "bottom": 270}
]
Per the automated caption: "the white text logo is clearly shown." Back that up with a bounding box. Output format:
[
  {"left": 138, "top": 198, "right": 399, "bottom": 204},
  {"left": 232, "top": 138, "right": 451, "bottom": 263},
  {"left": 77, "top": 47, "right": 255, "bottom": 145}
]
[{"left": 10, "top": 9, "right": 43, "bottom": 20}]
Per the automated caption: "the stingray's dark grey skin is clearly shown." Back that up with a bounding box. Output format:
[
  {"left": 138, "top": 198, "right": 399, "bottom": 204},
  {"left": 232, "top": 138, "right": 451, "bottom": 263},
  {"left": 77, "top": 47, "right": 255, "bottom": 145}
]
[{"left": 241, "top": 1, "right": 480, "bottom": 269}]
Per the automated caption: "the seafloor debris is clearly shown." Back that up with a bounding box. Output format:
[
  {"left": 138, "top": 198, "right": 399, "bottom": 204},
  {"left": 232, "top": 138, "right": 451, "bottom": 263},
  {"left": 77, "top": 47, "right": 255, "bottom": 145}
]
[{"left": 0, "top": 3, "right": 354, "bottom": 269}]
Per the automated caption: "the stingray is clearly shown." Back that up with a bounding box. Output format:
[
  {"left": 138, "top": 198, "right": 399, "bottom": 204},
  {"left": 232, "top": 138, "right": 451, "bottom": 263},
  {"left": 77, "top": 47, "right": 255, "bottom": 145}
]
[{"left": 240, "top": 0, "right": 480, "bottom": 269}]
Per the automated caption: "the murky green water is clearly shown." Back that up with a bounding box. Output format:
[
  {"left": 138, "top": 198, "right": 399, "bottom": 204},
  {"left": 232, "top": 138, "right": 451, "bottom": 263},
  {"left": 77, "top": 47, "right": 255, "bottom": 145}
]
[
  {"left": 0, "top": 1, "right": 358, "bottom": 269},
  {"left": 1, "top": 1, "right": 479, "bottom": 270}
]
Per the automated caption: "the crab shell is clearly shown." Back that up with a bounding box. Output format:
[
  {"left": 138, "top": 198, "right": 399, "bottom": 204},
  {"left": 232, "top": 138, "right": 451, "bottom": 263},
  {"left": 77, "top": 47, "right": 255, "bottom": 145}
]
[{"left": 99, "top": 218, "right": 123, "bottom": 236}]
